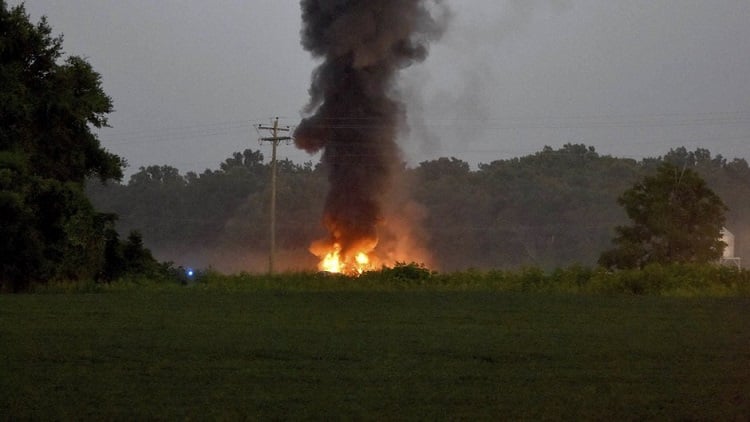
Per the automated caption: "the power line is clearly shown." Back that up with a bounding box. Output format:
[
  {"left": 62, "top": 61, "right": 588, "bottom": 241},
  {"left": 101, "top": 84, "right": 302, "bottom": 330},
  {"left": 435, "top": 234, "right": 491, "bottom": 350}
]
[{"left": 96, "top": 110, "right": 750, "bottom": 146}]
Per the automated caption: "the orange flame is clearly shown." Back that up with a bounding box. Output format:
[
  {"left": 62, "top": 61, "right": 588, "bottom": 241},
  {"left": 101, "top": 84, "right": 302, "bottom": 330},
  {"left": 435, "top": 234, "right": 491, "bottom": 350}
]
[
  {"left": 313, "top": 242, "right": 380, "bottom": 276},
  {"left": 309, "top": 208, "right": 434, "bottom": 276}
]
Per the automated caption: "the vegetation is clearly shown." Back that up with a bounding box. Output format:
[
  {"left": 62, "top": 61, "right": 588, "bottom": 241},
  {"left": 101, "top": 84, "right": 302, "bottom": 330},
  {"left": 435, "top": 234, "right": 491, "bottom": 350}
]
[
  {"left": 3, "top": 4, "right": 748, "bottom": 420},
  {"left": 25, "top": 262, "right": 750, "bottom": 298},
  {"left": 87, "top": 144, "right": 750, "bottom": 272},
  {"left": 1, "top": 288, "right": 748, "bottom": 419},
  {"left": 600, "top": 162, "right": 728, "bottom": 269},
  {"left": 0, "top": 3, "right": 159, "bottom": 291}
]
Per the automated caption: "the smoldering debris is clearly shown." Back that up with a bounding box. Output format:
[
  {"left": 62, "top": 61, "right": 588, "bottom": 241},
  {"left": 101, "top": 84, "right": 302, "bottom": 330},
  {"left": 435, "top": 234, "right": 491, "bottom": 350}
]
[{"left": 294, "top": 0, "right": 450, "bottom": 264}]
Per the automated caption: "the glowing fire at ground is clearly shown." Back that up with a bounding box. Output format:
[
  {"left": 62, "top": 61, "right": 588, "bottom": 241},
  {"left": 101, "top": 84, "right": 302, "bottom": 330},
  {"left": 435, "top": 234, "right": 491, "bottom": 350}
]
[
  {"left": 308, "top": 216, "right": 434, "bottom": 276},
  {"left": 310, "top": 240, "right": 386, "bottom": 276},
  {"left": 294, "top": 0, "right": 444, "bottom": 278},
  {"left": 317, "top": 243, "right": 379, "bottom": 276}
]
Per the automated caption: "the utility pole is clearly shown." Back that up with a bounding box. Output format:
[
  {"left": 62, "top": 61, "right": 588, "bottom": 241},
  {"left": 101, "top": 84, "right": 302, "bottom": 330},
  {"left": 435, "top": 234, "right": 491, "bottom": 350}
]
[{"left": 256, "top": 117, "right": 292, "bottom": 274}]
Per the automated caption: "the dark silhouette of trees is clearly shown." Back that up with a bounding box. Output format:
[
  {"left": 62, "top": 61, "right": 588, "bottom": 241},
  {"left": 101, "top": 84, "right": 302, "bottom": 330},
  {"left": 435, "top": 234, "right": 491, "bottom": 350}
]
[
  {"left": 87, "top": 145, "right": 748, "bottom": 273},
  {"left": 87, "top": 151, "right": 326, "bottom": 271},
  {"left": 599, "top": 162, "right": 728, "bottom": 269},
  {"left": 463, "top": 144, "right": 639, "bottom": 269},
  {"left": 0, "top": 3, "right": 150, "bottom": 290}
]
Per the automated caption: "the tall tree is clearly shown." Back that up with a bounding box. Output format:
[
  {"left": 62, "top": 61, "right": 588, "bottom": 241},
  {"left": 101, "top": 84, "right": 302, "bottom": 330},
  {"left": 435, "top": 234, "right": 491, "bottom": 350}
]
[
  {"left": 599, "top": 162, "right": 727, "bottom": 269},
  {"left": 1, "top": 2, "right": 123, "bottom": 290}
]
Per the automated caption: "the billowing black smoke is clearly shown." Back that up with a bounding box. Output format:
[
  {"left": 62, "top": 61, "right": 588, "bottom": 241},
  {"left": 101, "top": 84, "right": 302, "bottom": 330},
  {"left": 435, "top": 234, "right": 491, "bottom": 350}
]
[{"left": 295, "top": 0, "right": 449, "bottom": 264}]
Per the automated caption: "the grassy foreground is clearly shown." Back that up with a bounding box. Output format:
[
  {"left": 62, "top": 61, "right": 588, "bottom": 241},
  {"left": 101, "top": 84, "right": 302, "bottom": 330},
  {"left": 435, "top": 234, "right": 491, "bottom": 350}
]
[{"left": 1, "top": 288, "right": 748, "bottom": 420}]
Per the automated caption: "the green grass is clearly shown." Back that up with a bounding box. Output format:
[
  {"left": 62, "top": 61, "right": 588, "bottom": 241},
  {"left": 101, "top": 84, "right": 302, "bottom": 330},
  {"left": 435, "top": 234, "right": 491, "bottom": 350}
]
[{"left": 1, "top": 289, "right": 748, "bottom": 420}]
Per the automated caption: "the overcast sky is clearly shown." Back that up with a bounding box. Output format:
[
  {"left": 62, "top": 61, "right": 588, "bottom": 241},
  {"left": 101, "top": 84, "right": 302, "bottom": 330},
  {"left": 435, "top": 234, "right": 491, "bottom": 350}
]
[{"left": 17, "top": 0, "right": 750, "bottom": 176}]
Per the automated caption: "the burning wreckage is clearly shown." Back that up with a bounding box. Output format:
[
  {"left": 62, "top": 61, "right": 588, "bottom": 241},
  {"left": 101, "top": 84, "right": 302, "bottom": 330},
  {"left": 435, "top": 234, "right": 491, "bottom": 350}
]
[{"left": 294, "top": 0, "right": 449, "bottom": 275}]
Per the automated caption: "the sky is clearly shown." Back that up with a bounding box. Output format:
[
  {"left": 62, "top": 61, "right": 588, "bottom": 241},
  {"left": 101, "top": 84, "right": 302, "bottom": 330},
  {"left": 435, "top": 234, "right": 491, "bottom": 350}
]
[{"left": 17, "top": 0, "right": 750, "bottom": 177}]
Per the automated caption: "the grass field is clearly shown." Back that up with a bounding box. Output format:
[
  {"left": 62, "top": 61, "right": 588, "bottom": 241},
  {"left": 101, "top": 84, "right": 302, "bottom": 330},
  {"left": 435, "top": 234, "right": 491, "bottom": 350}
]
[{"left": 1, "top": 288, "right": 748, "bottom": 420}]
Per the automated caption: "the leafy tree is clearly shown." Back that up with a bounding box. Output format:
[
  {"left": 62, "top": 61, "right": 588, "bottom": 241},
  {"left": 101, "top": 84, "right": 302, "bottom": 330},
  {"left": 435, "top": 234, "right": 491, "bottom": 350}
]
[
  {"left": 1, "top": 2, "right": 123, "bottom": 290},
  {"left": 473, "top": 144, "right": 639, "bottom": 269},
  {"left": 599, "top": 162, "right": 728, "bottom": 269},
  {"left": 86, "top": 149, "right": 328, "bottom": 271},
  {"left": 87, "top": 145, "right": 750, "bottom": 273},
  {"left": 121, "top": 231, "right": 159, "bottom": 275},
  {"left": 412, "top": 157, "right": 494, "bottom": 269}
]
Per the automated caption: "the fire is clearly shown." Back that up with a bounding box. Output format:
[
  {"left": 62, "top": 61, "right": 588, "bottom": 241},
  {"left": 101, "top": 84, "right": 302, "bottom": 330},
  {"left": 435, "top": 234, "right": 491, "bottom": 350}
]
[
  {"left": 355, "top": 252, "right": 369, "bottom": 267},
  {"left": 308, "top": 212, "right": 434, "bottom": 276},
  {"left": 314, "top": 242, "right": 379, "bottom": 276},
  {"left": 320, "top": 244, "right": 343, "bottom": 273}
]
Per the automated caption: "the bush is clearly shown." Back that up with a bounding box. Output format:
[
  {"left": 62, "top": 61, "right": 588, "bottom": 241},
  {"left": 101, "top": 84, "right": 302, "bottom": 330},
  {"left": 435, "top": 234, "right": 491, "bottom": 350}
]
[
  {"left": 17, "top": 262, "right": 750, "bottom": 297},
  {"left": 370, "top": 262, "right": 433, "bottom": 284},
  {"left": 588, "top": 263, "right": 750, "bottom": 296}
]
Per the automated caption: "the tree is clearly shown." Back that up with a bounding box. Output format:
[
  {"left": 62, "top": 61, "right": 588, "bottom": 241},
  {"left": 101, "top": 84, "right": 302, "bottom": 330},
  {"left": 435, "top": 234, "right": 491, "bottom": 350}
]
[
  {"left": 1, "top": 2, "right": 123, "bottom": 290},
  {"left": 599, "top": 162, "right": 728, "bottom": 269},
  {"left": 86, "top": 145, "right": 749, "bottom": 273}
]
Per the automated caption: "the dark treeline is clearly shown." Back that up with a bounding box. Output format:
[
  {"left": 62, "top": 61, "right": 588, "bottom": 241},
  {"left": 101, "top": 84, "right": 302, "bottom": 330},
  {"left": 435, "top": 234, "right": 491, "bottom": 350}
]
[{"left": 86, "top": 144, "right": 750, "bottom": 272}]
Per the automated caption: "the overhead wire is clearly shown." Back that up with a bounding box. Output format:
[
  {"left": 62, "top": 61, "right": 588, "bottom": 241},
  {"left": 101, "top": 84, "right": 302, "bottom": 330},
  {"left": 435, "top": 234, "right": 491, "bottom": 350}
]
[
  {"left": 108, "top": 214, "right": 625, "bottom": 232},
  {"left": 98, "top": 110, "right": 750, "bottom": 146},
  {"left": 93, "top": 110, "right": 750, "bottom": 172}
]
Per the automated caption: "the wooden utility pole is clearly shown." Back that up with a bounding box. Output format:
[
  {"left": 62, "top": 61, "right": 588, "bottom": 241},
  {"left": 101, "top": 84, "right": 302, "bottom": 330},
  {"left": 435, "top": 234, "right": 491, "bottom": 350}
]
[{"left": 256, "top": 117, "right": 292, "bottom": 274}]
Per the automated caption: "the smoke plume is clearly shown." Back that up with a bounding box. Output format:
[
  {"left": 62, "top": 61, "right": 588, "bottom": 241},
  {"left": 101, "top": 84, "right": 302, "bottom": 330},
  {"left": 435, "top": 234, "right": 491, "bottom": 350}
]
[{"left": 294, "top": 0, "right": 449, "bottom": 264}]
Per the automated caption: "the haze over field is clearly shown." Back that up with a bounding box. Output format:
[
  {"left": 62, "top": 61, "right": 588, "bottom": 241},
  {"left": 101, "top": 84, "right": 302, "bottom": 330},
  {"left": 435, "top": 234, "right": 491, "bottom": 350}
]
[
  {"left": 4, "top": 5, "right": 750, "bottom": 419},
  {"left": 17, "top": 0, "right": 750, "bottom": 175}
]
